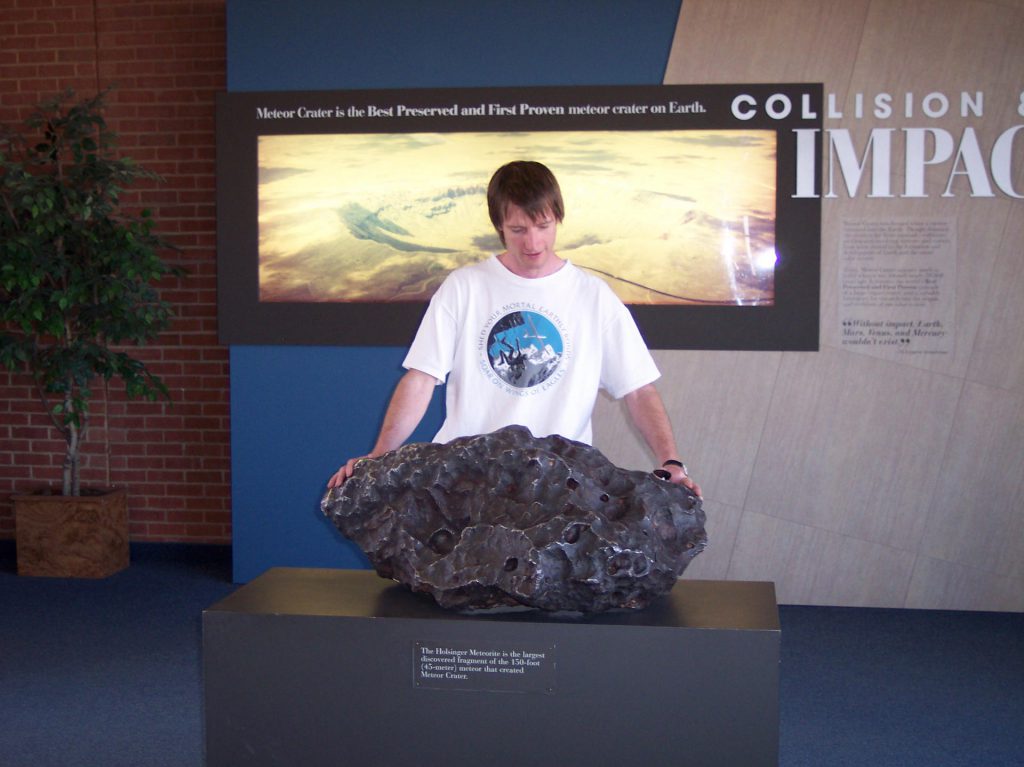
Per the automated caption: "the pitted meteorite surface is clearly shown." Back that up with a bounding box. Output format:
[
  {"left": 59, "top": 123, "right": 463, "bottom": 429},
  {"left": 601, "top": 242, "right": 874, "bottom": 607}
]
[{"left": 320, "top": 425, "right": 707, "bottom": 613}]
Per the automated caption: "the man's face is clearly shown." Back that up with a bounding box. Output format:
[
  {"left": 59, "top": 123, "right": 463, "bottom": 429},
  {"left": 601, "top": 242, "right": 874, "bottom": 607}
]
[{"left": 498, "top": 203, "right": 561, "bottom": 279}]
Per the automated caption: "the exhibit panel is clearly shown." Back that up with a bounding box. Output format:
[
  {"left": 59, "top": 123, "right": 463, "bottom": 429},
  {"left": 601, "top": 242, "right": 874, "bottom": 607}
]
[
  {"left": 226, "top": 0, "right": 1024, "bottom": 611},
  {"left": 624, "top": 0, "right": 1024, "bottom": 611}
]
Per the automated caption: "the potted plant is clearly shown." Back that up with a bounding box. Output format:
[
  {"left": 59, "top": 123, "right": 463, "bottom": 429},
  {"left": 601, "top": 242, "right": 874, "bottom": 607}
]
[{"left": 0, "top": 89, "right": 182, "bottom": 577}]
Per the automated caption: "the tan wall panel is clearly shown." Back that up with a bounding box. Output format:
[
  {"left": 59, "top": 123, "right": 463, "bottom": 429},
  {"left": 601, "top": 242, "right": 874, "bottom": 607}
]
[
  {"left": 746, "top": 347, "right": 962, "bottom": 549},
  {"left": 679, "top": 500, "right": 744, "bottom": 581},
  {"left": 906, "top": 555, "right": 1024, "bottom": 612},
  {"left": 587, "top": 0, "right": 1024, "bottom": 609},
  {"left": 727, "top": 512, "right": 915, "bottom": 606},
  {"left": 919, "top": 382, "right": 1024, "bottom": 578},
  {"left": 594, "top": 350, "right": 782, "bottom": 506},
  {"left": 853, "top": 1, "right": 1016, "bottom": 97},
  {"left": 967, "top": 211, "right": 1024, "bottom": 393},
  {"left": 664, "top": 0, "right": 870, "bottom": 85},
  {"left": 590, "top": 392, "right": 649, "bottom": 473}
]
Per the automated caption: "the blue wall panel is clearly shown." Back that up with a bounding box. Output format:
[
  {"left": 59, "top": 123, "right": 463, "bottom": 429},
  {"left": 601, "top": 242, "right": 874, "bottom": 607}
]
[
  {"left": 228, "top": 0, "right": 682, "bottom": 91},
  {"left": 230, "top": 346, "right": 444, "bottom": 580},
  {"left": 228, "top": 0, "right": 683, "bottom": 581}
]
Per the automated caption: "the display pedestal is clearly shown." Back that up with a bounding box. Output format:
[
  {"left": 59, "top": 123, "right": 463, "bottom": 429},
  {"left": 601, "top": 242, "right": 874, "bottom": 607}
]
[{"left": 204, "top": 568, "right": 780, "bottom": 767}]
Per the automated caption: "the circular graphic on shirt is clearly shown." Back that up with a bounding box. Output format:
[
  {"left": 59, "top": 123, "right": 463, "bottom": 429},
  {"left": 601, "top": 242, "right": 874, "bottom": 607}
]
[{"left": 486, "top": 310, "right": 564, "bottom": 389}]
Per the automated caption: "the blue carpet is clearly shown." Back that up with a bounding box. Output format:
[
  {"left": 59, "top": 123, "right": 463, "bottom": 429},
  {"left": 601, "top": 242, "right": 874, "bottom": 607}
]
[
  {"left": 1, "top": 543, "right": 1021, "bottom": 766},
  {"left": 779, "top": 605, "right": 1023, "bottom": 766},
  {"left": 0, "top": 543, "right": 234, "bottom": 767}
]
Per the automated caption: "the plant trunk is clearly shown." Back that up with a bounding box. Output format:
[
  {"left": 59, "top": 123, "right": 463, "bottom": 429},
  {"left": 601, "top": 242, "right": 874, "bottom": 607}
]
[{"left": 61, "top": 387, "right": 80, "bottom": 496}]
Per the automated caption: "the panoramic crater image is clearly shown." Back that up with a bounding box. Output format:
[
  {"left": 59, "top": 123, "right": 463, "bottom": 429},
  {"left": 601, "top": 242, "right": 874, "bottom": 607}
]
[{"left": 257, "top": 129, "right": 777, "bottom": 306}]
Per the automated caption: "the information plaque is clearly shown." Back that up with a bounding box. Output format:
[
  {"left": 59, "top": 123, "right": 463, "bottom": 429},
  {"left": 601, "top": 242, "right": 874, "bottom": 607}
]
[{"left": 414, "top": 640, "right": 556, "bottom": 693}]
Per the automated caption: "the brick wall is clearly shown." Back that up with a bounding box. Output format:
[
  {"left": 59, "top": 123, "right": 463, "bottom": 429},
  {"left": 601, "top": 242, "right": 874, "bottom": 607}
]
[{"left": 0, "top": 0, "right": 230, "bottom": 543}]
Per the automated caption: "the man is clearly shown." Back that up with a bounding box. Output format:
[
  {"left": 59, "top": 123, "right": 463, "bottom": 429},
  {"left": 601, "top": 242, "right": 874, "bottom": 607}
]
[{"left": 328, "top": 161, "right": 700, "bottom": 497}]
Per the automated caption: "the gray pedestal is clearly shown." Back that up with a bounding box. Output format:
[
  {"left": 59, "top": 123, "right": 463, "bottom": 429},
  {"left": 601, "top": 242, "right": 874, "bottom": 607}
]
[{"left": 204, "top": 568, "right": 780, "bottom": 766}]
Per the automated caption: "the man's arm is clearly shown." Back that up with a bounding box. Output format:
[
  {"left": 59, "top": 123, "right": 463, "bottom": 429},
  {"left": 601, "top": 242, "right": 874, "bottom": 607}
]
[
  {"left": 327, "top": 368, "right": 437, "bottom": 488},
  {"left": 623, "top": 383, "right": 702, "bottom": 497}
]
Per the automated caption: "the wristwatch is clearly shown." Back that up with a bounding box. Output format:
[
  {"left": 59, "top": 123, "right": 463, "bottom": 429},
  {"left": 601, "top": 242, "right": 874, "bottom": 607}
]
[{"left": 662, "top": 459, "right": 689, "bottom": 476}]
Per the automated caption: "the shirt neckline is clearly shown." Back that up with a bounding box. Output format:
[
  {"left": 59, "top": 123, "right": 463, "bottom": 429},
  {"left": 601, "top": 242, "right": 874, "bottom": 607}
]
[{"left": 487, "top": 253, "right": 573, "bottom": 286}]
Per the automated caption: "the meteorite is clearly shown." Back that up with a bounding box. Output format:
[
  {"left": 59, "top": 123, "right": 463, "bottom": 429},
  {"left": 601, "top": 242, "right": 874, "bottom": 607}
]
[{"left": 320, "top": 425, "right": 706, "bottom": 613}]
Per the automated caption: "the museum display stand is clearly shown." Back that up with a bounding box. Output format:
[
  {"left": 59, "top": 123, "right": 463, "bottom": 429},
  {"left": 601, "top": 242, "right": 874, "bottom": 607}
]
[{"left": 204, "top": 568, "right": 780, "bottom": 767}]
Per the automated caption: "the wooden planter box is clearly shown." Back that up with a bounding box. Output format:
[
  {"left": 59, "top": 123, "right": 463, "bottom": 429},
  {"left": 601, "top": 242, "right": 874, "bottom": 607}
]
[{"left": 13, "top": 487, "right": 129, "bottom": 578}]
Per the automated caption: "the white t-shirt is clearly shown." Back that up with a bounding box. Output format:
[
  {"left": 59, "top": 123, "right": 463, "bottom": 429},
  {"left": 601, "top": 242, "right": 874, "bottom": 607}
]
[{"left": 403, "top": 256, "right": 660, "bottom": 445}]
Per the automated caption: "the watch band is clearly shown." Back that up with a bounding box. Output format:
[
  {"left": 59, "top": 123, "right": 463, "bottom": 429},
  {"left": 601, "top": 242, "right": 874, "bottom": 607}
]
[{"left": 662, "top": 459, "right": 688, "bottom": 475}]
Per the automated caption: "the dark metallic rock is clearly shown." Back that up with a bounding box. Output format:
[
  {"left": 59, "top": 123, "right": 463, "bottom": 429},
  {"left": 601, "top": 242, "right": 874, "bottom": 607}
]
[{"left": 320, "top": 425, "right": 707, "bottom": 613}]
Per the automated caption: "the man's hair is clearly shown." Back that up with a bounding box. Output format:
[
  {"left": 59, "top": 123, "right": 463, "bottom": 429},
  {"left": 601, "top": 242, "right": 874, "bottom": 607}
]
[{"left": 487, "top": 161, "right": 564, "bottom": 245}]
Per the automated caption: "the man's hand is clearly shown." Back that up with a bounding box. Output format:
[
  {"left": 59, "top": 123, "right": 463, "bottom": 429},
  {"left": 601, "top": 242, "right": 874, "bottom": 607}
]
[
  {"left": 623, "top": 384, "right": 702, "bottom": 498},
  {"left": 327, "top": 454, "right": 371, "bottom": 489},
  {"left": 326, "top": 368, "right": 438, "bottom": 490},
  {"left": 659, "top": 461, "right": 702, "bottom": 498}
]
